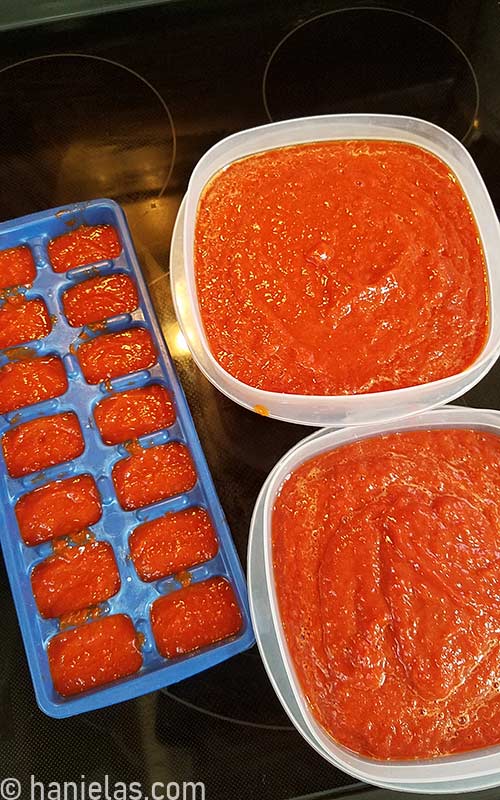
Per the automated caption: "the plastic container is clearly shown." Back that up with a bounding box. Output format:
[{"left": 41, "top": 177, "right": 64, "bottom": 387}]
[
  {"left": 248, "top": 442, "right": 500, "bottom": 794},
  {"left": 258, "top": 407, "right": 500, "bottom": 786},
  {"left": 0, "top": 199, "right": 254, "bottom": 718},
  {"left": 171, "top": 114, "right": 500, "bottom": 427}
]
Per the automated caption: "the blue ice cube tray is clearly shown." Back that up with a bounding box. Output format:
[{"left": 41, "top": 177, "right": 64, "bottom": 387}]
[{"left": 0, "top": 199, "right": 254, "bottom": 718}]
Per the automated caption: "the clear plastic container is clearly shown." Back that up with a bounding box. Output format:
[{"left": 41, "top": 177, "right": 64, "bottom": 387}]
[
  {"left": 259, "top": 407, "right": 500, "bottom": 786},
  {"left": 248, "top": 438, "right": 500, "bottom": 793},
  {"left": 171, "top": 114, "right": 500, "bottom": 427}
]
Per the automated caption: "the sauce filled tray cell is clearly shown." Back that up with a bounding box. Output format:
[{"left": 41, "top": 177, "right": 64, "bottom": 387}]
[{"left": 0, "top": 199, "right": 253, "bottom": 719}]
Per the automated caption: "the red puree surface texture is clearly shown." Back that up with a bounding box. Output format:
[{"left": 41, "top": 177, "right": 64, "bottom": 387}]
[
  {"left": 0, "top": 246, "right": 36, "bottom": 289},
  {"left": 77, "top": 328, "right": 157, "bottom": 384},
  {"left": 31, "top": 540, "right": 120, "bottom": 618},
  {"left": 2, "top": 411, "right": 84, "bottom": 477},
  {"left": 151, "top": 577, "right": 242, "bottom": 658},
  {"left": 0, "top": 356, "right": 67, "bottom": 414},
  {"left": 112, "top": 442, "right": 196, "bottom": 510},
  {"left": 63, "top": 273, "right": 139, "bottom": 327},
  {"left": 48, "top": 614, "right": 142, "bottom": 696},
  {"left": 16, "top": 474, "right": 102, "bottom": 546},
  {"left": 95, "top": 384, "right": 175, "bottom": 445},
  {"left": 130, "top": 507, "right": 218, "bottom": 581},
  {"left": 0, "top": 296, "right": 51, "bottom": 350},
  {"left": 195, "top": 141, "right": 488, "bottom": 395},
  {"left": 48, "top": 225, "right": 121, "bottom": 272},
  {"left": 273, "top": 429, "right": 500, "bottom": 760}
]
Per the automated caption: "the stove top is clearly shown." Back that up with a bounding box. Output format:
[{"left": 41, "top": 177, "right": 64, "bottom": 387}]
[{"left": 0, "top": 2, "right": 499, "bottom": 798}]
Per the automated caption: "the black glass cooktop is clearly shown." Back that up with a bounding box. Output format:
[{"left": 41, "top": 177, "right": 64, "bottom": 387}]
[{"left": 0, "top": 2, "right": 500, "bottom": 798}]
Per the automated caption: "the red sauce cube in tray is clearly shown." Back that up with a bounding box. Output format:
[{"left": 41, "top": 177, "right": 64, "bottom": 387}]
[
  {"left": 77, "top": 328, "right": 157, "bottom": 384},
  {"left": 0, "top": 355, "right": 67, "bottom": 415},
  {"left": 48, "top": 225, "right": 121, "bottom": 272},
  {"left": 16, "top": 474, "right": 102, "bottom": 546},
  {"left": 62, "top": 273, "right": 139, "bottom": 327},
  {"left": 150, "top": 577, "right": 242, "bottom": 658},
  {"left": 0, "top": 246, "right": 37, "bottom": 290},
  {"left": 31, "top": 540, "right": 120, "bottom": 618},
  {"left": 112, "top": 442, "right": 197, "bottom": 511},
  {"left": 48, "top": 614, "right": 142, "bottom": 696},
  {"left": 94, "top": 385, "right": 175, "bottom": 445},
  {"left": 0, "top": 296, "right": 51, "bottom": 350},
  {"left": 130, "top": 507, "right": 218, "bottom": 581},
  {"left": 2, "top": 411, "right": 84, "bottom": 478}
]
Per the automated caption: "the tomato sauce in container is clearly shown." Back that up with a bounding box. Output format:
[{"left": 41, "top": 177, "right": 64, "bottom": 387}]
[
  {"left": 2, "top": 411, "right": 84, "bottom": 478},
  {"left": 94, "top": 384, "right": 175, "bottom": 445},
  {"left": 151, "top": 577, "right": 242, "bottom": 658},
  {"left": 272, "top": 425, "right": 500, "bottom": 761},
  {"left": 77, "top": 328, "right": 157, "bottom": 384},
  {"left": 48, "top": 225, "right": 121, "bottom": 272},
  {"left": 16, "top": 475, "right": 102, "bottom": 546},
  {"left": 176, "top": 115, "right": 500, "bottom": 427},
  {"left": 0, "top": 245, "right": 36, "bottom": 289},
  {"left": 112, "top": 442, "right": 197, "bottom": 510},
  {"left": 48, "top": 615, "right": 142, "bottom": 696},
  {"left": 130, "top": 507, "right": 218, "bottom": 581},
  {"left": 62, "top": 273, "right": 139, "bottom": 327},
  {"left": 0, "top": 355, "right": 67, "bottom": 415},
  {"left": 195, "top": 140, "right": 488, "bottom": 396},
  {"left": 31, "top": 540, "right": 120, "bottom": 618}
]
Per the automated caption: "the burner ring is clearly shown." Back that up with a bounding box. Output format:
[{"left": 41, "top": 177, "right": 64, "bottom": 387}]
[
  {"left": 0, "top": 53, "right": 176, "bottom": 209},
  {"left": 262, "top": 7, "right": 479, "bottom": 143}
]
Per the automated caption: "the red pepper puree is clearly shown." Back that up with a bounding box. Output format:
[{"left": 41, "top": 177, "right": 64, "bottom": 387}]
[
  {"left": 0, "top": 295, "right": 51, "bottom": 350},
  {"left": 77, "top": 328, "right": 157, "bottom": 384},
  {"left": 195, "top": 141, "right": 488, "bottom": 395},
  {"left": 16, "top": 474, "right": 102, "bottom": 546},
  {"left": 130, "top": 507, "right": 218, "bottom": 581},
  {"left": 151, "top": 577, "right": 242, "bottom": 658},
  {"left": 95, "top": 384, "right": 175, "bottom": 445},
  {"left": 2, "top": 411, "right": 84, "bottom": 478},
  {"left": 62, "top": 273, "right": 139, "bottom": 327},
  {"left": 48, "top": 225, "right": 121, "bottom": 272},
  {"left": 0, "top": 355, "right": 67, "bottom": 415},
  {"left": 0, "top": 245, "right": 36, "bottom": 290},
  {"left": 273, "top": 428, "right": 500, "bottom": 760},
  {"left": 31, "top": 540, "right": 120, "bottom": 618},
  {"left": 112, "top": 442, "right": 196, "bottom": 510},
  {"left": 48, "top": 614, "right": 142, "bottom": 696}
]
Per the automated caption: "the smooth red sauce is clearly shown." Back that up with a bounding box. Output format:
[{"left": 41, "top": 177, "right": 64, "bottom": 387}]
[
  {"left": 77, "top": 328, "right": 157, "bottom": 384},
  {"left": 0, "top": 295, "right": 51, "bottom": 350},
  {"left": 48, "top": 614, "right": 142, "bottom": 696},
  {"left": 31, "top": 540, "right": 120, "bottom": 618},
  {"left": 195, "top": 141, "right": 488, "bottom": 395},
  {"left": 95, "top": 384, "right": 175, "bottom": 445},
  {"left": 0, "top": 246, "right": 36, "bottom": 289},
  {"left": 48, "top": 225, "right": 121, "bottom": 272},
  {"left": 0, "top": 355, "right": 68, "bottom": 415},
  {"left": 151, "top": 577, "right": 242, "bottom": 658},
  {"left": 130, "top": 507, "right": 218, "bottom": 581},
  {"left": 16, "top": 474, "right": 102, "bottom": 546},
  {"left": 273, "top": 429, "right": 500, "bottom": 760},
  {"left": 2, "top": 411, "right": 84, "bottom": 478},
  {"left": 112, "top": 442, "right": 196, "bottom": 511},
  {"left": 63, "top": 273, "right": 139, "bottom": 327}
]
